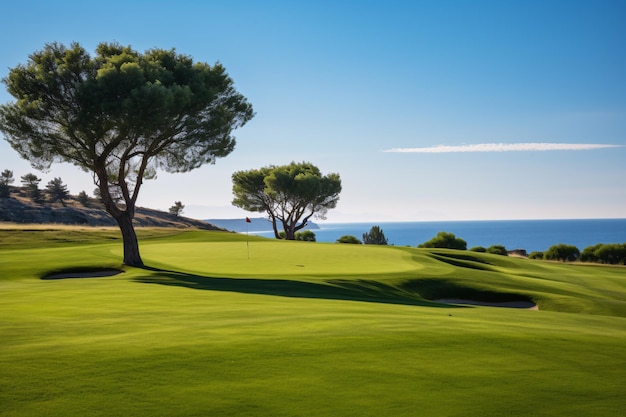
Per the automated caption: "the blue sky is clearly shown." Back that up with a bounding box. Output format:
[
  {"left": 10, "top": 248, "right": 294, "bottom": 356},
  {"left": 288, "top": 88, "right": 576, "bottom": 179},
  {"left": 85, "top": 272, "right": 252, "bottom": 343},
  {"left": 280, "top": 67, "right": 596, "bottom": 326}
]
[{"left": 1, "top": 0, "right": 624, "bottom": 222}]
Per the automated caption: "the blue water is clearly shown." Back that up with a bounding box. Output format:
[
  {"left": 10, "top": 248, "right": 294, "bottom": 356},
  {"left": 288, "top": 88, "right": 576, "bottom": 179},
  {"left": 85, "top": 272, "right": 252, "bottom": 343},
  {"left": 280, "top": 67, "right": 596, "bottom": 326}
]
[{"left": 252, "top": 219, "right": 626, "bottom": 252}]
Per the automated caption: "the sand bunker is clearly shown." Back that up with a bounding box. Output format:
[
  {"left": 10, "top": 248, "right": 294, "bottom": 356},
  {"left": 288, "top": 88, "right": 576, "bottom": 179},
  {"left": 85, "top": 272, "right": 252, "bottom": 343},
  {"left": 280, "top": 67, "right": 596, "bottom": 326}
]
[
  {"left": 43, "top": 269, "right": 123, "bottom": 280},
  {"left": 435, "top": 299, "right": 538, "bottom": 310}
]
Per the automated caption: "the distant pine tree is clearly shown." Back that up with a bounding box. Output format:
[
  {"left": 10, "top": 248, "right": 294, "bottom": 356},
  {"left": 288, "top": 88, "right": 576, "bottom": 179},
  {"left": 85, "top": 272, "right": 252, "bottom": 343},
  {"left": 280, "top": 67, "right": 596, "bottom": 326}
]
[
  {"left": 46, "top": 177, "right": 70, "bottom": 206},
  {"left": 77, "top": 190, "right": 91, "bottom": 207},
  {"left": 20, "top": 173, "right": 43, "bottom": 203},
  {"left": 363, "top": 226, "right": 388, "bottom": 245},
  {"left": 169, "top": 201, "right": 185, "bottom": 217},
  {"left": 0, "top": 169, "right": 14, "bottom": 198}
]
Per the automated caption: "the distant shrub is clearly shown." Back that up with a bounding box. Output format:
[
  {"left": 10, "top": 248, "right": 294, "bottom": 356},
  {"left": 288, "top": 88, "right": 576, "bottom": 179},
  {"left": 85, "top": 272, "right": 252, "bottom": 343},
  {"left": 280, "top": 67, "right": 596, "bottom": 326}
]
[
  {"left": 486, "top": 245, "right": 508, "bottom": 256},
  {"left": 469, "top": 246, "right": 487, "bottom": 252},
  {"left": 528, "top": 251, "right": 544, "bottom": 260},
  {"left": 581, "top": 243, "right": 626, "bottom": 264},
  {"left": 418, "top": 231, "right": 467, "bottom": 250},
  {"left": 544, "top": 244, "right": 580, "bottom": 262},
  {"left": 337, "top": 235, "right": 362, "bottom": 244},
  {"left": 580, "top": 244, "right": 602, "bottom": 263},
  {"left": 296, "top": 230, "right": 316, "bottom": 242},
  {"left": 280, "top": 230, "right": 317, "bottom": 241},
  {"left": 595, "top": 243, "right": 626, "bottom": 264}
]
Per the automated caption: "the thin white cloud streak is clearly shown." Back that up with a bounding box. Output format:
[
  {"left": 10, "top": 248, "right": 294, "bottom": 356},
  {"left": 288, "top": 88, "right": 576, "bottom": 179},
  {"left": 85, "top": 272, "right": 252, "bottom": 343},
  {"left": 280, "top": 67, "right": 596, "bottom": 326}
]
[{"left": 384, "top": 143, "right": 623, "bottom": 153}]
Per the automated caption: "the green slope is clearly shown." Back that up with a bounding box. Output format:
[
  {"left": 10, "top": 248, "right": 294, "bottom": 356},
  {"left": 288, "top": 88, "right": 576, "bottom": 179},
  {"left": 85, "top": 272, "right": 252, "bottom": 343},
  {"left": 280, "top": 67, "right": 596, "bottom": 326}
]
[{"left": 1, "top": 228, "right": 625, "bottom": 416}]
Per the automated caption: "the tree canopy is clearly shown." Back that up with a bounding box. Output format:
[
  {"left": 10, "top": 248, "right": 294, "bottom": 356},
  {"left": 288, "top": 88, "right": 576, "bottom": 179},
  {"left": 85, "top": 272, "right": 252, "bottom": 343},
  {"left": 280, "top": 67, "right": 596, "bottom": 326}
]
[
  {"left": 232, "top": 161, "right": 341, "bottom": 240},
  {"left": 0, "top": 41, "right": 254, "bottom": 265}
]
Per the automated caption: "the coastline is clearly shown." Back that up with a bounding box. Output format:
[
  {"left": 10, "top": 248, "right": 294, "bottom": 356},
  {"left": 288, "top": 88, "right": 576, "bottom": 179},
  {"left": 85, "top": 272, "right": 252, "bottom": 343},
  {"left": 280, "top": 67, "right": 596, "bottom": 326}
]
[{"left": 246, "top": 218, "right": 626, "bottom": 253}]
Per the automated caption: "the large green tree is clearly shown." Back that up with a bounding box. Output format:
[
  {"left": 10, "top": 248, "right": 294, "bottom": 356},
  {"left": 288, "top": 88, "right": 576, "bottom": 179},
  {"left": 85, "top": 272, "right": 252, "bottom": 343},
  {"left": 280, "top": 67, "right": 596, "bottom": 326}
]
[
  {"left": 0, "top": 42, "right": 254, "bottom": 266},
  {"left": 232, "top": 161, "right": 341, "bottom": 240}
]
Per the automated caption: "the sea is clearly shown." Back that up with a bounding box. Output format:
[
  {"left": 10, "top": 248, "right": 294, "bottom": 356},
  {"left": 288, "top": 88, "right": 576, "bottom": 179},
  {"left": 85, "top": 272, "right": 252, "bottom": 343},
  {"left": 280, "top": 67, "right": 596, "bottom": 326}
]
[{"left": 250, "top": 218, "right": 626, "bottom": 253}]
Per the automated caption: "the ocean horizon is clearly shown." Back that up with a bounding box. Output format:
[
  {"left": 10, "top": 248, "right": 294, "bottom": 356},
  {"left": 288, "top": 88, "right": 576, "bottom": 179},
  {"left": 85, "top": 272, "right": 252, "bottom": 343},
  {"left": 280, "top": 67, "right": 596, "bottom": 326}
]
[{"left": 247, "top": 218, "right": 626, "bottom": 253}]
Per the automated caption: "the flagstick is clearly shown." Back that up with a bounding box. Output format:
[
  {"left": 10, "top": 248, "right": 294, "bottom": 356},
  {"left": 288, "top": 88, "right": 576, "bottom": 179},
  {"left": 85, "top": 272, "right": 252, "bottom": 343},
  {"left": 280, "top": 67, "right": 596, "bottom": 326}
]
[{"left": 246, "top": 219, "right": 250, "bottom": 259}]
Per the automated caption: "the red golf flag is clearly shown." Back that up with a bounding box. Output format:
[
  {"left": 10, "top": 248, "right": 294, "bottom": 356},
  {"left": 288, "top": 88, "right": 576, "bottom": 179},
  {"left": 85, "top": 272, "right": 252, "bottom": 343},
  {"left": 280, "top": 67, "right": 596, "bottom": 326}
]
[{"left": 245, "top": 217, "right": 251, "bottom": 223}]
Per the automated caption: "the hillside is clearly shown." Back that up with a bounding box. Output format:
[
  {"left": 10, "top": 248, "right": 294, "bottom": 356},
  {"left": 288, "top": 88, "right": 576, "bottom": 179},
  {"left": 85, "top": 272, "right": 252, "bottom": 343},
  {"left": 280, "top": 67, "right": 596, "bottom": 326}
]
[{"left": 0, "top": 186, "right": 222, "bottom": 230}]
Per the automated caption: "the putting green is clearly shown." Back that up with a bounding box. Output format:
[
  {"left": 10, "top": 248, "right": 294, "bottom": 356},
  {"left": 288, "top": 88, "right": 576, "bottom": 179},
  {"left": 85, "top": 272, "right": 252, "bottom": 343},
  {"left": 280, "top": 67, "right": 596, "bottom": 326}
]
[{"left": 140, "top": 240, "right": 425, "bottom": 277}]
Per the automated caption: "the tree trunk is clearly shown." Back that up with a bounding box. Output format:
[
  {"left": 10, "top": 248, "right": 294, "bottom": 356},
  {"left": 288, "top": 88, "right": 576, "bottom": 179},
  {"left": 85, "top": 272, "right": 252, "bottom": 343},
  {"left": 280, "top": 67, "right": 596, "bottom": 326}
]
[
  {"left": 115, "top": 211, "right": 144, "bottom": 266},
  {"left": 270, "top": 215, "right": 281, "bottom": 239}
]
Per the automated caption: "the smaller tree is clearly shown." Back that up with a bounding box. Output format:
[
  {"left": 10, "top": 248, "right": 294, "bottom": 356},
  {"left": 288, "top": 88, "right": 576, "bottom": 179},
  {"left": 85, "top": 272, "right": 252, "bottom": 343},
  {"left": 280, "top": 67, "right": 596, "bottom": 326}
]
[
  {"left": 337, "top": 235, "right": 362, "bottom": 244},
  {"left": 418, "top": 231, "right": 467, "bottom": 250},
  {"left": 169, "top": 201, "right": 185, "bottom": 217},
  {"left": 20, "top": 173, "right": 43, "bottom": 202},
  {"left": 528, "top": 251, "right": 544, "bottom": 260},
  {"left": 77, "top": 191, "right": 90, "bottom": 207},
  {"left": 232, "top": 161, "right": 341, "bottom": 240},
  {"left": 20, "top": 172, "right": 40, "bottom": 188},
  {"left": 45, "top": 177, "right": 70, "bottom": 205},
  {"left": 0, "top": 169, "right": 14, "bottom": 198},
  {"left": 544, "top": 244, "right": 580, "bottom": 262},
  {"left": 362, "top": 226, "right": 388, "bottom": 245}
]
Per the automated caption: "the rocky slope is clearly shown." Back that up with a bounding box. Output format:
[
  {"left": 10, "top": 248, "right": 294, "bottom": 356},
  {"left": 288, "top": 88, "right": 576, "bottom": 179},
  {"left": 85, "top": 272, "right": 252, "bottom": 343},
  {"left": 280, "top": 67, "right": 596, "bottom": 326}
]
[{"left": 0, "top": 186, "right": 221, "bottom": 230}]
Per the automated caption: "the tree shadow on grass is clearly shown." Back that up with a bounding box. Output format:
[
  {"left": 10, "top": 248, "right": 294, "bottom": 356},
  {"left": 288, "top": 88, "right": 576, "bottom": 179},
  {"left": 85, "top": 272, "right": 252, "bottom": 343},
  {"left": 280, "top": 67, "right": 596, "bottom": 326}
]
[{"left": 133, "top": 266, "right": 457, "bottom": 308}]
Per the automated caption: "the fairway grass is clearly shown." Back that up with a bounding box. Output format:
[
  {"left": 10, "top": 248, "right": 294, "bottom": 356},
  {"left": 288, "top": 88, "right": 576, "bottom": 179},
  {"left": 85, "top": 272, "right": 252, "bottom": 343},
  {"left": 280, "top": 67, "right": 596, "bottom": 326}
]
[{"left": 1, "top": 228, "right": 625, "bottom": 416}]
